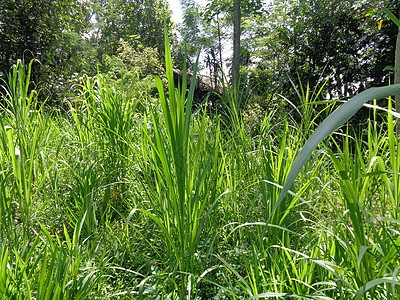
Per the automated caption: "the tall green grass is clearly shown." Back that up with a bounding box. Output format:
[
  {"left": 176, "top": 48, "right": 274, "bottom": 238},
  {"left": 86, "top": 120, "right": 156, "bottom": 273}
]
[
  {"left": 3, "top": 28, "right": 400, "bottom": 299},
  {"left": 0, "top": 59, "right": 51, "bottom": 240},
  {"left": 0, "top": 59, "right": 110, "bottom": 299},
  {"left": 126, "top": 26, "right": 225, "bottom": 298},
  {"left": 219, "top": 85, "right": 400, "bottom": 299}
]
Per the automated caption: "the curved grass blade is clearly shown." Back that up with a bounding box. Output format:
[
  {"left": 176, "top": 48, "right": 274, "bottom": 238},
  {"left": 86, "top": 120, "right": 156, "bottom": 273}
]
[
  {"left": 354, "top": 277, "right": 400, "bottom": 300},
  {"left": 382, "top": 7, "right": 400, "bottom": 28},
  {"left": 268, "top": 84, "right": 400, "bottom": 223}
]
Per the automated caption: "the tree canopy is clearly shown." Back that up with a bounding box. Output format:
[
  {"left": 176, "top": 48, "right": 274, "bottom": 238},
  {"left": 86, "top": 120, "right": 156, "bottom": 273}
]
[
  {"left": 0, "top": 0, "right": 173, "bottom": 103},
  {"left": 0, "top": 0, "right": 399, "bottom": 108},
  {"left": 243, "top": 0, "right": 399, "bottom": 104},
  {"left": 92, "top": 0, "right": 173, "bottom": 59},
  {"left": 0, "top": 0, "right": 90, "bottom": 100}
]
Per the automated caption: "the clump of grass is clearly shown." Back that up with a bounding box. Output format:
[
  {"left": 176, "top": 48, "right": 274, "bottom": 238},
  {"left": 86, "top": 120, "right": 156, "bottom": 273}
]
[
  {"left": 127, "top": 25, "right": 224, "bottom": 298},
  {"left": 0, "top": 59, "right": 51, "bottom": 240},
  {"left": 0, "top": 60, "right": 110, "bottom": 299}
]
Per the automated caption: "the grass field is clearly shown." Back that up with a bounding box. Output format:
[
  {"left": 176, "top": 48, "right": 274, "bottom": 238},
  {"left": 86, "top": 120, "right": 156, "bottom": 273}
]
[{"left": 2, "top": 36, "right": 400, "bottom": 299}]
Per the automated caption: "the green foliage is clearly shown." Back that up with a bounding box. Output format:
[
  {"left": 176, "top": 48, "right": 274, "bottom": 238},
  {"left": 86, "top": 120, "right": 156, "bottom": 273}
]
[
  {"left": 0, "top": 0, "right": 92, "bottom": 103},
  {"left": 178, "top": 0, "right": 221, "bottom": 71},
  {"left": 245, "top": 0, "right": 399, "bottom": 108},
  {"left": 274, "top": 83, "right": 400, "bottom": 219},
  {"left": 4, "top": 15, "right": 400, "bottom": 297},
  {"left": 65, "top": 73, "right": 141, "bottom": 234},
  {"left": 0, "top": 220, "right": 107, "bottom": 299},
  {"left": 102, "top": 52, "right": 160, "bottom": 111},
  {"left": 128, "top": 26, "right": 223, "bottom": 298},
  {"left": 178, "top": 0, "right": 264, "bottom": 84},
  {"left": 0, "top": 0, "right": 172, "bottom": 105},
  {"left": 104, "top": 40, "right": 164, "bottom": 96},
  {"left": 0, "top": 59, "right": 50, "bottom": 240},
  {"left": 92, "top": 0, "right": 173, "bottom": 60},
  {"left": 0, "top": 59, "right": 109, "bottom": 299},
  {"left": 204, "top": 0, "right": 264, "bottom": 20},
  {"left": 116, "top": 41, "right": 164, "bottom": 79}
]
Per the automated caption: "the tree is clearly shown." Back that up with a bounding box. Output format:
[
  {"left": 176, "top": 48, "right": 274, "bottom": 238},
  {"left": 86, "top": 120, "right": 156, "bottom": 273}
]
[
  {"left": 232, "top": 0, "right": 241, "bottom": 92},
  {"left": 178, "top": 0, "right": 207, "bottom": 68},
  {"left": 176, "top": 0, "right": 228, "bottom": 90},
  {"left": 204, "top": 10, "right": 225, "bottom": 76},
  {"left": 200, "top": 0, "right": 262, "bottom": 98},
  {"left": 0, "top": 0, "right": 91, "bottom": 102},
  {"left": 92, "top": 0, "right": 173, "bottom": 64},
  {"left": 245, "top": 0, "right": 399, "bottom": 109}
]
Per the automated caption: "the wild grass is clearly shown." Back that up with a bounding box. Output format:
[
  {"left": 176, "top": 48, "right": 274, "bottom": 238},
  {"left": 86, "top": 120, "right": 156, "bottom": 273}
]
[{"left": 2, "top": 32, "right": 400, "bottom": 299}]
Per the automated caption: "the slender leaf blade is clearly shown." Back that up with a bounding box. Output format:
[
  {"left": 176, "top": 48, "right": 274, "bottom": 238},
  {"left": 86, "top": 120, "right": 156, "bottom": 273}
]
[
  {"left": 268, "top": 84, "right": 400, "bottom": 223},
  {"left": 382, "top": 7, "right": 400, "bottom": 28}
]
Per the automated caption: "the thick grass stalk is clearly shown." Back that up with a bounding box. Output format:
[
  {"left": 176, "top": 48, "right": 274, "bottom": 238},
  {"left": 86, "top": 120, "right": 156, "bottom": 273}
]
[
  {"left": 0, "top": 123, "right": 16, "bottom": 241},
  {"left": 386, "top": 97, "right": 400, "bottom": 218}
]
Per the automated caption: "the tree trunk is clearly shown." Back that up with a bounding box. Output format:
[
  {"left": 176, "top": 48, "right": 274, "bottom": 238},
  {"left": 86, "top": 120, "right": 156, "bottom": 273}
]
[
  {"left": 232, "top": 0, "right": 241, "bottom": 99},
  {"left": 217, "top": 13, "right": 223, "bottom": 73},
  {"left": 396, "top": 10, "right": 400, "bottom": 134}
]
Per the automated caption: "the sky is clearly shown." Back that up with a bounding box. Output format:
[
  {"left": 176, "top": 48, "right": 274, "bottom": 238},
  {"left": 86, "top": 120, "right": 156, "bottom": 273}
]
[
  {"left": 167, "top": 0, "right": 208, "bottom": 24},
  {"left": 167, "top": 0, "right": 224, "bottom": 75},
  {"left": 168, "top": 0, "right": 183, "bottom": 24},
  {"left": 168, "top": 0, "right": 272, "bottom": 24}
]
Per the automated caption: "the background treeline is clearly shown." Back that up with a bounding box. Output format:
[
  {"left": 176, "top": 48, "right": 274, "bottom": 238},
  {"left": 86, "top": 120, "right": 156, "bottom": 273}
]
[
  {"left": 1, "top": 0, "right": 399, "bottom": 110},
  {"left": 180, "top": 0, "right": 399, "bottom": 108},
  {"left": 0, "top": 0, "right": 173, "bottom": 105}
]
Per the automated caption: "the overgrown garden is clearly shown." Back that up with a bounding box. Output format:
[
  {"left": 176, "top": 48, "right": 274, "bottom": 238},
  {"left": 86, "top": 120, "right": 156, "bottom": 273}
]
[{"left": 2, "top": 0, "right": 400, "bottom": 299}]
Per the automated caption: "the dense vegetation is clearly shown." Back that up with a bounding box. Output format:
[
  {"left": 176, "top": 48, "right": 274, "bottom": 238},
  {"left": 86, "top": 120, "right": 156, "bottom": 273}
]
[{"left": 2, "top": 0, "right": 400, "bottom": 299}]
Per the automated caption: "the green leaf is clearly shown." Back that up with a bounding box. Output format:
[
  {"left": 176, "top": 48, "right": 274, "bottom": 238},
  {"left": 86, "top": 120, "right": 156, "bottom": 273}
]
[
  {"left": 382, "top": 7, "right": 400, "bottom": 28},
  {"left": 268, "top": 84, "right": 400, "bottom": 223},
  {"left": 354, "top": 277, "right": 400, "bottom": 300},
  {"left": 250, "top": 292, "right": 288, "bottom": 298},
  {"left": 357, "top": 246, "right": 369, "bottom": 270}
]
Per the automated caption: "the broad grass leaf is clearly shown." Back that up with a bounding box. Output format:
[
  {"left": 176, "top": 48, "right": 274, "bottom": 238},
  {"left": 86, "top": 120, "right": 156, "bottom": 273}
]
[
  {"left": 354, "top": 277, "right": 400, "bottom": 300},
  {"left": 382, "top": 7, "right": 400, "bottom": 28},
  {"left": 269, "top": 84, "right": 400, "bottom": 223}
]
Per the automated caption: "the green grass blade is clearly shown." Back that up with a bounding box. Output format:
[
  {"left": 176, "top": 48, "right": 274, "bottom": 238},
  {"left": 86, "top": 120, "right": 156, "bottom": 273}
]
[
  {"left": 250, "top": 292, "right": 288, "bottom": 299},
  {"left": 354, "top": 277, "right": 400, "bottom": 300},
  {"left": 382, "top": 7, "right": 400, "bottom": 27},
  {"left": 269, "top": 84, "right": 400, "bottom": 223}
]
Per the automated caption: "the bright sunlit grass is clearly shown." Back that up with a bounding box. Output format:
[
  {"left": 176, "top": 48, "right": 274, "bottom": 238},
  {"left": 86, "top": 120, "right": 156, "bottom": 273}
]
[{"left": 2, "top": 31, "right": 400, "bottom": 299}]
